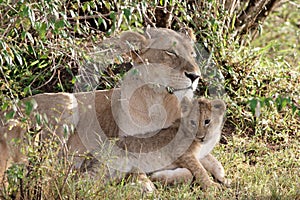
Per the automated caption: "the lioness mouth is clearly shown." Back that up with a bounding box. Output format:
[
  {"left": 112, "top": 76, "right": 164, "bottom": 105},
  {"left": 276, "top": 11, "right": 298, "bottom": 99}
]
[{"left": 166, "top": 85, "right": 193, "bottom": 94}]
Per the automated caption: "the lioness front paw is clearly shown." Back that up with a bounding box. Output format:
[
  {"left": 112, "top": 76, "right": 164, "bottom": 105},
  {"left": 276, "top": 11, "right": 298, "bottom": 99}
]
[
  {"left": 222, "top": 178, "right": 232, "bottom": 188},
  {"left": 139, "top": 179, "right": 156, "bottom": 193}
]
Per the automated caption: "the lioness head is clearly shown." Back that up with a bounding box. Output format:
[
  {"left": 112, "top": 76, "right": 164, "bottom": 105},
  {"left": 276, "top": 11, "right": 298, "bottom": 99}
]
[{"left": 120, "top": 28, "right": 200, "bottom": 93}]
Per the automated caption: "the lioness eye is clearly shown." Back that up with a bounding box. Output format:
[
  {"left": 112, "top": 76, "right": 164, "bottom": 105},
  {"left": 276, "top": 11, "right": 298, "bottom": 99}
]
[
  {"left": 204, "top": 119, "right": 211, "bottom": 126},
  {"left": 165, "top": 50, "right": 177, "bottom": 57}
]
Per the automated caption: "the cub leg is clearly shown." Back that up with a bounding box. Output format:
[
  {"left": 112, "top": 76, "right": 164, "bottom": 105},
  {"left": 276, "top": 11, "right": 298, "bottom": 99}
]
[
  {"left": 200, "top": 153, "right": 230, "bottom": 186},
  {"left": 176, "top": 155, "right": 220, "bottom": 190},
  {"left": 150, "top": 154, "right": 229, "bottom": 187}
]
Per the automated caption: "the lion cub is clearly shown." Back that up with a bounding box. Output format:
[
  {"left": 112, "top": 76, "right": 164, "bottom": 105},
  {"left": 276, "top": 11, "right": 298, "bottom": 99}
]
[
  {"left": 116, "top": 97, "right": 226, "bottom": 190},
  {"left": 150, "top": 97, "right": 227, "bottom": 188}
]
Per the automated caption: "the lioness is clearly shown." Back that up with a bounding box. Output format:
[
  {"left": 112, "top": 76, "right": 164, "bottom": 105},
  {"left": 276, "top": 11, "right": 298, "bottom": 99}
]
[{"left": 0, "top": 28, "right": 200, "bottom": 182}]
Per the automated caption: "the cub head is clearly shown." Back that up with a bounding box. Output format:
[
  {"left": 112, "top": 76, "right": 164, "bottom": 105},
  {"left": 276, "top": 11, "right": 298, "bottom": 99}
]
[
  {"left": 120, "top": 28, "right": 201, "bottom": 93},
  {"left": 179, "top": 97, "right": 226, "bottom": 142}
]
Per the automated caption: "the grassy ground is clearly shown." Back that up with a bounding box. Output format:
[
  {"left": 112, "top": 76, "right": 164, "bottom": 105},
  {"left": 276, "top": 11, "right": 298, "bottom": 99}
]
[{"left": 1, "top": 2, "right": 300, "bottom": 200}]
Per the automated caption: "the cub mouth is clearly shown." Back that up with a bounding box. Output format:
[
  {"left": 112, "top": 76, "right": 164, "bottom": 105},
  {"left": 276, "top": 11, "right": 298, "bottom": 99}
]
[{"left": 196, "top": 135, "right": 206, "bottom": 143}]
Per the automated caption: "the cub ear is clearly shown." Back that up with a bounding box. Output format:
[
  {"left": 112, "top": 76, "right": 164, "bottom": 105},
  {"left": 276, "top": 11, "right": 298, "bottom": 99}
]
[
  {"left": 120, "top": 31, "right": 148, "bottom": 51},
  {"left": 211, "top": 99, "right": 226, "bottom": 115},
  {"left": 181, "top": 96, "right": 192, "bottom": 116}
]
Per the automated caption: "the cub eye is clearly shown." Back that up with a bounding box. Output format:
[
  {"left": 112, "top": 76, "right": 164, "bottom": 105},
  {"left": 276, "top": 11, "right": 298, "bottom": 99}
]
[
  {"left": 204, "top": 119, "right": 211, "bottom": 126},
  {"left": 165, "top": 50, "right": 177, "bottom": 57},
  {"left": 190, "top": 120, "right": 197, "bottom": 128}
]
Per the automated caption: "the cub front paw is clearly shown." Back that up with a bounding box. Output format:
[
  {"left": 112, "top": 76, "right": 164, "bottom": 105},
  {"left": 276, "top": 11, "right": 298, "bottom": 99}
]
[{"left": 200, "top": 180, "right": 221, "bottom": 191}]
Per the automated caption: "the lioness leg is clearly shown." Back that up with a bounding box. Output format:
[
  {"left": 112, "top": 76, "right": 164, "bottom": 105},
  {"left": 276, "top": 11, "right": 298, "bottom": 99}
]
[
  {"left": 150, "top": 168, "right": 193, "bottom": 185},
  {"left": 0, "top": 136, "right": 8, "bottom": 183},
  {"left": 128, "top": 168, "right": 156, "bottom": 193}
]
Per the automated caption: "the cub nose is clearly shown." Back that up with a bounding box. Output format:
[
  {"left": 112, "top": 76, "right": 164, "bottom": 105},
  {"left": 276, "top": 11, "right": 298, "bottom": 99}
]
[
  {"left": 185, "top": 72, "right": 200, "bottom": 83},
  {"left": 198, "top": 134, "right": 206, "bottom": 142}
]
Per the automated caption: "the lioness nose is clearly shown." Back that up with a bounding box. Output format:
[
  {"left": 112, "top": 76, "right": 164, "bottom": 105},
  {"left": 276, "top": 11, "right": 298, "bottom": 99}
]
[{"left": 185, "top": 72, "right": 200, "bottom": 83}]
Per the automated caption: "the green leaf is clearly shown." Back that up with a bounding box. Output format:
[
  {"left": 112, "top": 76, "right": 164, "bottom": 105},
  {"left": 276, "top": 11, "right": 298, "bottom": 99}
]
[
  {"left": 63, "top": 124, "right": 69, "bottom": 138},
  {"left": 3, "top": 52, "right": 13, "bottom": 66},
  {"left": 104, "top": 2, "right": 111, "bottom": 10},
  {"left": 71, "top": 76, "right": 77, "bottom": 84},
  {"left": 54, "top": 20, "right": 65, "bottom": 32},
  {"left": 1, "top": 102, "right": 9, "bottom": 111},
  {"left": 82, "top": 2, "right": 90, "bottom": 12},
  {"left": 291, "top": 103, "right": 297, "bottom": 114},
  {"left": 261, "top": 97, "right": 272, "bottom": 107},
  {"left": 39, "top": 22, "right": 47, "bottom": 39},
  {"left": 123, "top": 8, "right": 131, "bottom": 22},
  {"left": 109, "top": 11, "right": 116, "bottom": 33},
  {"left": 35, "top": 113, "right": 42, "bottom": 125},
  {"left": 275, "top": 96, "right": 290, "bottom": 112},
  {"left": 248, "top": 98, "right": 258, "bottom": 116},
  {"left": 24, "top": 100, "right": 34, "bottom": 116},
  {"left": 5, "top": 110, "right": 15, "bottom": 120},
  {"left": 23, "top": 86, "right": 30, "bottom": 96},
  {"left": 98, "top": 18, "right": 107, "bottom": 30},
  {"left": 27, "top": 45, "right": 36, "bottom": 57}
]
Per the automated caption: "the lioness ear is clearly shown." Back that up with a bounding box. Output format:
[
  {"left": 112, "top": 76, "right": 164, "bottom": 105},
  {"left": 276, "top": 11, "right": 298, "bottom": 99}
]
[
  {"left": 181, "top": 96, "right": 192, "bottom": 116},
  {"left": 179, "top": 27, "right": 196, "bottom": 42},
  {"left": 120, "top": 31, "right": 148, "bottom": 50}
]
